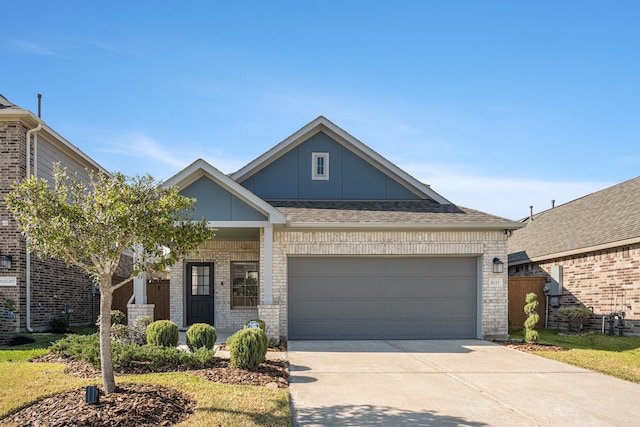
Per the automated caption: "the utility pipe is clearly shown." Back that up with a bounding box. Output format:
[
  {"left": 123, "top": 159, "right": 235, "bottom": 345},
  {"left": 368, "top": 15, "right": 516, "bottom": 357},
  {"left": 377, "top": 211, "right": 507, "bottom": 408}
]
[{"left": 25, "top": 123, "right": 42, "bottom": 332}]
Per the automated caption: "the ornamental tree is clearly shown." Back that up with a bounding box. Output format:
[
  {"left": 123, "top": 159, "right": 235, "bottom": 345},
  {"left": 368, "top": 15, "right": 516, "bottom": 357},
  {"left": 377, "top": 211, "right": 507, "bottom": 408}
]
[
  {"left": 5, "top": 164, "right": 213, "bottom": 394},
  {"left": 523, "top": 292, "right": 540, "bottom": 343}
]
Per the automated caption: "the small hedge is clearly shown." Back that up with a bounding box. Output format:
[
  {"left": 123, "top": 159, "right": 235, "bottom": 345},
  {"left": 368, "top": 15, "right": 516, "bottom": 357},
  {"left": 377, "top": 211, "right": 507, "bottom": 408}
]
[
  {"left": 558, "top": 306, "right": 593, "bottom": 332},
  {"left": 146, "top": 320, "right": 179, "bottom": 347},
  {"left": 186, "top": 323, "right": 217, "bottom": 352},
  {"left": 50, "top": 332, "right": 215, "bottom": 370},
  {"left": 229, "top": 327, "right": 268, "bottom": 370}
]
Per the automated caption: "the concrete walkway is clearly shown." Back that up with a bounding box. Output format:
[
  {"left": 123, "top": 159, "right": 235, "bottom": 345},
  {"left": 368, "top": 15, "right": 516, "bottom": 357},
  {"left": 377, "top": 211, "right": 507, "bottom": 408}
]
[{"left": 288, "top": 340, "right": 640, "bottom": 426}]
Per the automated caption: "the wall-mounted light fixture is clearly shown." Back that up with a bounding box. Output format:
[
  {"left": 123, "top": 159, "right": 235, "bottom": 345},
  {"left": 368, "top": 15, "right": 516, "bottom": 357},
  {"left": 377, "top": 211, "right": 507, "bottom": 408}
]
[
  {"left": 492, "top": 257, "right": 504, "bottom": 274},
  {"left": 0, "top": 254, "right": 12, "bottom": 270}
]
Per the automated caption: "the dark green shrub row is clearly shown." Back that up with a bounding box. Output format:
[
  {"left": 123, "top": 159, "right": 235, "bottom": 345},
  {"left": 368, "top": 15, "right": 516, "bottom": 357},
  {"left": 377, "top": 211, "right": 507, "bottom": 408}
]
[
  {"left": 50, "top": 333, "right": 215, "bottom": 370},
  {"left": 186, "top": 323, "right": 217, "bottom": 352}
]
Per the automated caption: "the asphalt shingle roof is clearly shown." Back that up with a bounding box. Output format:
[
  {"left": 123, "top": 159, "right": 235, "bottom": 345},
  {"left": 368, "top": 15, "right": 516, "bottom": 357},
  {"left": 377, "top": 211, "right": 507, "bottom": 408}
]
[
  {"left": 508, "top": 176, "right": 640, "bottom": 263},
  {"left": 268, "top": 200, "right": 515, "bottom": 226}
]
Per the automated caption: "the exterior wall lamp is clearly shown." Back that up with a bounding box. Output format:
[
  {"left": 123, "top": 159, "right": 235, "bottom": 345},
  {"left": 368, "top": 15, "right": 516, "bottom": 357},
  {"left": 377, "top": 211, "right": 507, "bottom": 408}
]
[
  {"left": 492, "top": 257, "right": 504, "bottom": 274},
  {"left": 0, "top": 254, "right": 12, "bottom": 270}
]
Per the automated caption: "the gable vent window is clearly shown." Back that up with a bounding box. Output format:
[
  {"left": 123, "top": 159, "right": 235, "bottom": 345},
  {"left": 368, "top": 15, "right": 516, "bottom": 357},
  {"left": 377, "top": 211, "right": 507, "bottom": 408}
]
[{"left": 312, "top": 152, "right": 329, "bottom": 180}]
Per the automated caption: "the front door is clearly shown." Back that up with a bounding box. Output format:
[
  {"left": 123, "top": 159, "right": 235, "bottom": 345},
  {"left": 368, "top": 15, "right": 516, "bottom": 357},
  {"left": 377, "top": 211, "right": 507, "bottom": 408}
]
[{"left": 186, "top": 262, "right": 215, "bottom": 325}]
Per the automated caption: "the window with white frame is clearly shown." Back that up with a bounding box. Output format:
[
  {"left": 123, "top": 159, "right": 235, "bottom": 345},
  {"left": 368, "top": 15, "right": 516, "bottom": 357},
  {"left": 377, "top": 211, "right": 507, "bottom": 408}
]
[
  {"left": 312, "top": 152, "right": 329, "bottom": 180},
  {"left": 231, "top": 262, "right": 259, "bottom": 308}
]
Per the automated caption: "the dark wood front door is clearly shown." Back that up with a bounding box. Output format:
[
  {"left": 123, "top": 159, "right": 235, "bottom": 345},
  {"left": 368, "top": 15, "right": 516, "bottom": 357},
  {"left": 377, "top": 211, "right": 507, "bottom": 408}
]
[{"left": 186, "top": 263, "right": 215, "bottom": 325}]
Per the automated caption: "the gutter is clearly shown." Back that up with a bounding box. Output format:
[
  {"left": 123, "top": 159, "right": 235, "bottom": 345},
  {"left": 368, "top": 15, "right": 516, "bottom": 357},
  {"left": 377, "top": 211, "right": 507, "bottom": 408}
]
[
  {"left": 25, "top": 123, "right": 42, "bottom": 332},
  {"left": 286, "top": 221, "right": 526, "bottom": 231}
]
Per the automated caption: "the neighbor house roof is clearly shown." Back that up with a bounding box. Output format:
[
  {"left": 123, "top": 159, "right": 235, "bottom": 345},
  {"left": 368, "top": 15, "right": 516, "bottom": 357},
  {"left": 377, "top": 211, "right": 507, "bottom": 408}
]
[
  {"left": 0, "top": 94, "right": 106, "bottom": 175},
  {"left": 269, "top": 200, "right": 520, "bottom": 230},
  {"left": 508, "top": 176, "right": 640, "bottom": 264},
  {"left": 230, "top": 116, "right": 452, "bottom": 204}
]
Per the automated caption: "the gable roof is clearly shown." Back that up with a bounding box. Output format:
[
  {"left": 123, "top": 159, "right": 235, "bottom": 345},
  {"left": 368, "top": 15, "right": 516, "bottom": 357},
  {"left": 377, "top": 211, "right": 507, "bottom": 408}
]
[
  {"left": 163, "top": 158, "right": 287, "bottom": 224},
  {"left": 230, "top": 116, "right": 451, "bottom": 204},
  {"left": 508, "top": 176, "right": 640, "bottom": 264}
]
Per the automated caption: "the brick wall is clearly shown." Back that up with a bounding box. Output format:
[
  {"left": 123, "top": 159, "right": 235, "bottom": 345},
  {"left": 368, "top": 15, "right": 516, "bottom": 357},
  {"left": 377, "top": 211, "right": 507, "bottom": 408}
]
[
  {"left": 509, "top": 244, "right": 640, "bottom": 336},
  {"left": 170, "top": 240, "right": 259, "bottom": 331},
  {"left": 272, "top": 229, "right": 509, "bottom": 340},
  {"left": 0, "top": 120, "right": 104, "bottom": 331}
]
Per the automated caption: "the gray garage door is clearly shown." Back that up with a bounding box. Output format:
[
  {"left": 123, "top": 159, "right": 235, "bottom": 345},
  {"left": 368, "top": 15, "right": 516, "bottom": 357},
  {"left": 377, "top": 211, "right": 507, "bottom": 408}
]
[{"left": 288, "top": 257, "right": 478, "bottom": 339}]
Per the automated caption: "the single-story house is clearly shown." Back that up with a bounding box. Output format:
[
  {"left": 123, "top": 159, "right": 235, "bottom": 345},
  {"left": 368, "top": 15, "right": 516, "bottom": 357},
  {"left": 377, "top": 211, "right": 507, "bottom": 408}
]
[
  {"left": 508, "top": 177, "right": 640, "bottom": 336},
  {"left": 0, "top": 94, "right": 131, "bottom": 337},
  {"left": 164, "top": 116, "right": 523, "bottom": 341}
]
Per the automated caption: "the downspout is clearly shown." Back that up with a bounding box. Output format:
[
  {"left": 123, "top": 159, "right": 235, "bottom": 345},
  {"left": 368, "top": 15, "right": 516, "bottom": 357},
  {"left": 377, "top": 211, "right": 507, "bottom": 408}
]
[{"left": 25, "top": 123, "right": 42, "bottom": 332}]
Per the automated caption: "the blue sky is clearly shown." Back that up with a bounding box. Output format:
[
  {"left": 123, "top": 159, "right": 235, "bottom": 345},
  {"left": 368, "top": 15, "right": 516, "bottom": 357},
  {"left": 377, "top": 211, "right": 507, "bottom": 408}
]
[{"left": 3, "top": 1, "right": 639, "bottom": 220}]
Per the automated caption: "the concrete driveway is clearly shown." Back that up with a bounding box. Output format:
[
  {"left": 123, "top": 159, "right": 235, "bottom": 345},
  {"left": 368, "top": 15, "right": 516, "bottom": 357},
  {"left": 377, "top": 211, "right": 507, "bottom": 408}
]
[{"left": 288, "top": 340, "right": 639, "bottom": 426}]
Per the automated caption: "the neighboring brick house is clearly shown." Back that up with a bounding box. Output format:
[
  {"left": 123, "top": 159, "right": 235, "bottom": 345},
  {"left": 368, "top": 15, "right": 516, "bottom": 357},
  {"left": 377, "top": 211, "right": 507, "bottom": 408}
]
[
  {"left": 508, "top": 177, "right": 640, "bottom": 336},
  {"left": 165, "top": 116, "right": 523, "bottom": 341},
  {"left": 0, "top": 94, "right": 129, "bottom": 334}
]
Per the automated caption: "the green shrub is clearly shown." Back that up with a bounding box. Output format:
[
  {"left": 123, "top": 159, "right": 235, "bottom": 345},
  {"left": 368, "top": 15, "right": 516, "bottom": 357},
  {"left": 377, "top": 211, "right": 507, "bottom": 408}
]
[
  {"left": 50, "top": 317, "right": 68, "bottom": 333},
  {"left": 229, "top": 327, "right": 268, "bottom": 370},
  {"left": 111, "top": 310, "right": 127, "bottom": 325},
  {"left": 110, "top": 323, "right": 131, "bottom": 344},
  {"left": 558, "top": 306, "right": 593, "bottom": 332},
  {"left": 186, "top": 323, "right": 217, "bottom": 352},
  {"left": 245, "top": 318, "right": 266, "bottom": 331},
  {"left": 51, "top": 332, "right": 215, "bottom": 370},
  {"left": 146, "top": 320, "right": 179, "bottom": 347},
  {"left": 51, "top": 333, "right": 101, "bottom": 367},
  {"left": 524, "top": 293, "right": 540, "bottom": 343},
  {"left": 131, "top": 316, "right": 152, "bottom": 345}
]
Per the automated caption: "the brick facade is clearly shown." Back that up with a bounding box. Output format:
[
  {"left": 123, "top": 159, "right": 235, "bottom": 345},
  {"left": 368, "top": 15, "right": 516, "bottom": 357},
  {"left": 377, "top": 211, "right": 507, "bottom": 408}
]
[
  {"left": 171, "top": 229, "right": 510, "bottom": 340},
  {"left": 509, "top": 244, "right": 640, "bottom": 336},
  {"left": 1, "top": 118, "right": 117, "bottom": 332},
  {"left": 170, "top": 240, "right": 260, "bottom": 331}
]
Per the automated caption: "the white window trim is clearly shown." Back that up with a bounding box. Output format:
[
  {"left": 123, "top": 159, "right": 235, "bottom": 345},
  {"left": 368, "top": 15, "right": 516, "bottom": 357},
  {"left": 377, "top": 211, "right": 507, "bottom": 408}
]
[{"left": 312, "top": 152, "right": 329, "bottom": 180}]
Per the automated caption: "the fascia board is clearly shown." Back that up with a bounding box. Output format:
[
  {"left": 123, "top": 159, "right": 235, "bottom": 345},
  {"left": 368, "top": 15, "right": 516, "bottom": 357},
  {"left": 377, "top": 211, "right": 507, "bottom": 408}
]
[
  {"left": 164, "top": 159, "right": 286, "bottom": 224},
  {"left": 0, "top": 108, "right": 108, "bottom": 176},
  {"left": 229, "top": 116, "right": 451, "bottom": 204},
  {"left": 510, "top": 235, "right": 640, "bottom": 265},
  {"left": 287, "top": 221, "right": 525, "bottom": 231}
]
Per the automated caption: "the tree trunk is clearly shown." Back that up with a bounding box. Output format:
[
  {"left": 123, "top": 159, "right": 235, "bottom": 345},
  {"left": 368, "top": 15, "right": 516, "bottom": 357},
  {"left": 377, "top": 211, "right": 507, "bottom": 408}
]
[{"left": 99, "top": 279, "right": 117, "bottom": 394}]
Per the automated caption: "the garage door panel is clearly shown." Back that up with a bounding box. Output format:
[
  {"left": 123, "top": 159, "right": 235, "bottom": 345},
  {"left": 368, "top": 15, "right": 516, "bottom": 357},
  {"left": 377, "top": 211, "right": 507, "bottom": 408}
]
[
  {"left": 335, "top": 278, "right": 385, "bottom": 297},
  {"left": 288, "top": 257, "right": 477, "bottom": 340},
  {"left": 289, "top": 277, "right": 335, "bottom": 298}
]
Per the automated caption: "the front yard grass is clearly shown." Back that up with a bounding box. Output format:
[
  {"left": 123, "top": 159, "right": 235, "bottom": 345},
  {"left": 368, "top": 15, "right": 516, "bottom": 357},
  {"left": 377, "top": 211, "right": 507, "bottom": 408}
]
[
  {"left": 510, "top": 328, "right": 640, "bottom": 384},
  {"left": 0, "top": 333, "right": 291, "bottom": 426}
]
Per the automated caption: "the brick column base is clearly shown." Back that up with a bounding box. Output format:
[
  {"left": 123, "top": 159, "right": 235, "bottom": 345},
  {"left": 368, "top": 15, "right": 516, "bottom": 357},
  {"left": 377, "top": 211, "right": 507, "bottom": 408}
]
[
  {"left": 127, "top": 304, "right": 155, "bottom": 326},
  {"left": 257, "top": 305, "right": 281, "bottom": 343}
]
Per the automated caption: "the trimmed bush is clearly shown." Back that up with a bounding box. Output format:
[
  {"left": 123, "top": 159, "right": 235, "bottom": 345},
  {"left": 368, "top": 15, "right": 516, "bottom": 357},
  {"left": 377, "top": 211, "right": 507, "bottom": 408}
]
[
  {"left": 50, "top": 317, "right": 68, "bottom": 333},
  {"left": 523, "top": 292, "right": 540, "bottom": 343},
  {"left": 186, "top": 323, "right": 217, "bottom": 352},
  {"left": 229, "top": 327, "right": 268, "bottom": 370},
  {"left": 146, "top": 320, "right": 179, "bottom": 347},
  {"left": 245, "top": 318, "right": 266, "bottom": 331},
  {"left": 111, "top": 323, "right": 131, "bottom": 344},
  {"left": 131, "top": 316, "right": 153, "bottom": 345},
  {"left": 558, "top": 306, "right": 593, "bottom": 332}
]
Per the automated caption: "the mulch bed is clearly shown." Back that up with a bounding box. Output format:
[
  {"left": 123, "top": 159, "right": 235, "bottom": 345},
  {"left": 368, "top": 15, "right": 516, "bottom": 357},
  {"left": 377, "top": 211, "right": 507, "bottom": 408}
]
[
  {"left": 499, "top": 340, "right": 569, "bottom": 352},
  {"left": 3, "top": 383, "right": 195, "bottom": 427},
  {"left": 3, "top": 352, "right": 288, "bottom": 426}
]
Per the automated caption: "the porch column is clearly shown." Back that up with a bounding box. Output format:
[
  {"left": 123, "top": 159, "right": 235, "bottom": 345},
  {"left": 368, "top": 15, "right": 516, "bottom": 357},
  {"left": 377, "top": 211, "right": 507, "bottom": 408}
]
[
  {"left": 263, "top": 223, "right": 273, "bottom": 305},
  {"left": 133, "top": 244, "right": 147, "bottom": 304}
]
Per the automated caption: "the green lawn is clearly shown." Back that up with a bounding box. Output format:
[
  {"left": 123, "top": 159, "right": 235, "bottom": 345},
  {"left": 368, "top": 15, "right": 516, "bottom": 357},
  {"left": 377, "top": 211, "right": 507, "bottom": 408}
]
[
  {"left": 510, "top": 328, "right": 640, "bottom": 383},
  {"left": 0, "top": 333, "right": 292, "bottom": 426}
]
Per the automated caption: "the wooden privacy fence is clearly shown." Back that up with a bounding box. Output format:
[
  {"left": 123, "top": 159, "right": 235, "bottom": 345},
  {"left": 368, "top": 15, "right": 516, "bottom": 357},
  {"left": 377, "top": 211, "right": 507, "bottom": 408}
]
[
  {"left": 508, "top": 276, "right": 546, "bottom": 329},
  {"left": 112, "top": 277, "right": 170, "bottom": 321}
]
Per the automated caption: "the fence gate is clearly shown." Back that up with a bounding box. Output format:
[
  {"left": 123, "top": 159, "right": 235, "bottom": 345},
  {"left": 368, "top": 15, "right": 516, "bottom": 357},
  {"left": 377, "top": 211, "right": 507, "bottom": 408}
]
[
  {"left": 111, "top": 277, "right": 170, "bottom": 321},
  {"left": 508, "top": 276, "right": 546, "bottom": 330}
]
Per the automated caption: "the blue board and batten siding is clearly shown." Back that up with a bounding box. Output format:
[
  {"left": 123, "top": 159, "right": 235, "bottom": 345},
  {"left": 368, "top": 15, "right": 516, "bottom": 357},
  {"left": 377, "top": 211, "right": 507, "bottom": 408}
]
[
  {"left": 239, "top": 132, "right": 420, "bottom": 200},
  {"left": 179, "top": 176, "right": 267, "bottom": 221}
]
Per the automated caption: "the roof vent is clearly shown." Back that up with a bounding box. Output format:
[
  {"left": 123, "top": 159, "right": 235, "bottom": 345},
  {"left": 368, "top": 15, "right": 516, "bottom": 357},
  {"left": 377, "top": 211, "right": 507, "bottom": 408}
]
[
  {"left": 529, "top": 205, "right": 534, "bottom": 222},
  {"left": 551, "top": 199, "right": 555, "bottom": 209}
]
